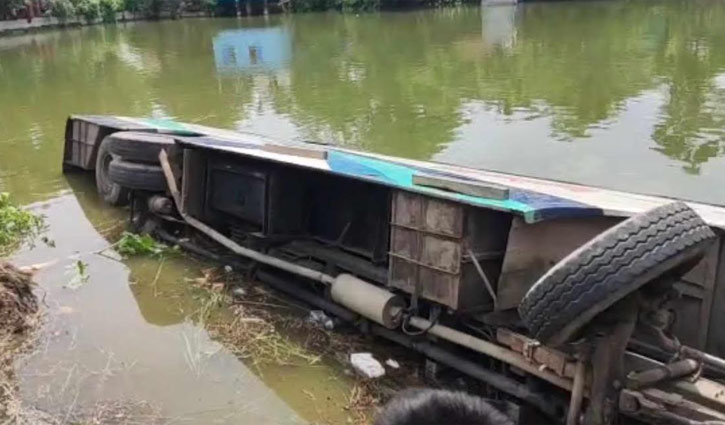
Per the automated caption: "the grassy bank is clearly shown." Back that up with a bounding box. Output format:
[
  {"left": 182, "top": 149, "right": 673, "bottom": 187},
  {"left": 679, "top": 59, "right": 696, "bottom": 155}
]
[{"left": 0, "top": 193, "right": 44, "bottom": 258}]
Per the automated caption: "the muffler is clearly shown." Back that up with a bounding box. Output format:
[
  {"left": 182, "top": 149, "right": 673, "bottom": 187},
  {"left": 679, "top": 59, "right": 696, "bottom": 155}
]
[{"left": 330, "top": 274, "right": 404, "bottom": 329}]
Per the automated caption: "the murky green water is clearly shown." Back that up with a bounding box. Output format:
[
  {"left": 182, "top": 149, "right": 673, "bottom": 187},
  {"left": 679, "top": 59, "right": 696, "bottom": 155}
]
[
  {"left": 2, "top": 1, "right": 725, "bottom": 206},
  {"left": 8, "top": 176, "right": 360, "bottom": 424},
  {"left": 1, "top": 1, "right": 725, "bottom": 422}
]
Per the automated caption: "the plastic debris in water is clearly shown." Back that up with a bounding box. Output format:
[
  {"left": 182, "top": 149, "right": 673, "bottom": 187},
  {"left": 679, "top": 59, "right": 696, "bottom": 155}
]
[
  {"left": 350, "top": 352, "right": 385, "bottom": 379},
  {"left": 231, "top": 287, "right": 247, "bottom": 298},
  {"left": 385, "top": 359, "right": 400, "bottom": 369},
  {"left": 306, "top": 309, "right": 334, "bottom": 330}
]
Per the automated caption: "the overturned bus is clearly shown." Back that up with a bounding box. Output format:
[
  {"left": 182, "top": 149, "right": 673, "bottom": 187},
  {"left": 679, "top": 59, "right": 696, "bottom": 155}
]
[{"left": 63, "top": 115, "right": 725, "bottom": 424}]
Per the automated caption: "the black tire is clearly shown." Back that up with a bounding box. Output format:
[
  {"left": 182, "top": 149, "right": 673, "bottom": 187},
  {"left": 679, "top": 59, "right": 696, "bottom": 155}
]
[
  {"left": 95, "top": 137, "right": 130, "bottom": 206},
  {"left": 518, "top": 202, "right": 716, "bottom": 346},
  {"left": 107, "top": 131, "right": 175, "bottom": 163},
  {"left": 108, "top": 159, "right": 167, "bottom": 192}
]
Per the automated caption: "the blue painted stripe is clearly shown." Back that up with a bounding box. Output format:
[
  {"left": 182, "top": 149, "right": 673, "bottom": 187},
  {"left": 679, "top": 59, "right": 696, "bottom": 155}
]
[{"left": 327, "top": 150, "right": 602, "bottom": 223}]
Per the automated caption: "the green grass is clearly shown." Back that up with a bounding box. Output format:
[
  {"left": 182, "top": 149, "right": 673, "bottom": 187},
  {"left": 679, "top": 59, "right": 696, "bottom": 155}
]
[
  {"left": 116, "top": 231, "right": 176, "bottom": 257},
  {"left": 0, "top": 193, "right": 45, "bottom": 257}
]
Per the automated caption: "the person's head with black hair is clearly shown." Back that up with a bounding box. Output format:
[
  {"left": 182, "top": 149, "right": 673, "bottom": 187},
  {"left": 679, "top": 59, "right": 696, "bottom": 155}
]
[{"left": 374, "top": 388, "right": 515, "bottom": 425}]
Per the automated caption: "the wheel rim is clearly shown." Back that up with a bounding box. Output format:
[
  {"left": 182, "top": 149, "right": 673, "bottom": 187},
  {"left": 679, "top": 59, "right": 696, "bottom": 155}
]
[{"left": 99, "top": 153, "right": 113, "bottom": 194}]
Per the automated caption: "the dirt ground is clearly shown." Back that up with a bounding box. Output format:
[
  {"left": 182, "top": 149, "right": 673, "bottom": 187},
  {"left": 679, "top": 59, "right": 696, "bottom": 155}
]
[
  {"left": 0, "top": 262, "right": 38, "bottom": 337},
  {"left": 0, "top": 261, "right": 40, "bottom": 423}
]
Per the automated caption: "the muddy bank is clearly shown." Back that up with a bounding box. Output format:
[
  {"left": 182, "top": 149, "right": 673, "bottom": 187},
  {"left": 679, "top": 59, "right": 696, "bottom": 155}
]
[
  {"left": 0, "top": 261, "right": 40, "bottom": 422},
  {"left": 0, "top": 262, "right": 38, "bottom": 337}
]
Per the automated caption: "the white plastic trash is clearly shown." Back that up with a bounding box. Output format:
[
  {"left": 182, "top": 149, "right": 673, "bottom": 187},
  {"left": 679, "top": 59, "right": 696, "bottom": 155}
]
[{"left": 350, "top": 353, "right": 385, "bottom": 379}]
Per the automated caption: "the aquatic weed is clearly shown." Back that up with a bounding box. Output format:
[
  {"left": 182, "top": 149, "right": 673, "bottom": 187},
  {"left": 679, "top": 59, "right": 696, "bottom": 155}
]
[
  {"left": 0, "top": 193, "right": 45, "bottom": 257},
  {"left": 116, "top": 232, "right": 176, "bottom": 257},
  {"left": 65, "top": 259, "right": 90, "bottom": 290}
]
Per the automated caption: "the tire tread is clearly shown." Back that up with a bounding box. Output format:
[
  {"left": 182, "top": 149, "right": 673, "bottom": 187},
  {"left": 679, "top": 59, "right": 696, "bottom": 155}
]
[{"left": 518, "top": 203, "right": 716, "bottom": 344}]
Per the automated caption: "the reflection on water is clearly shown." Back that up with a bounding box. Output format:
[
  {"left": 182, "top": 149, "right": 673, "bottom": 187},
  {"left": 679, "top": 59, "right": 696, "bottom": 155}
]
[
  {"left": 481, "top": 4, "right": 516, "bottom": 49},
  {"left": 1, "top": 2, "right": 725, "bottom": 205},
  {"left": 214, "top": 27, "right": 292, "bottom": 72},
  {"left": 10, "top": 175, "right": 356, "bottom": 424}
]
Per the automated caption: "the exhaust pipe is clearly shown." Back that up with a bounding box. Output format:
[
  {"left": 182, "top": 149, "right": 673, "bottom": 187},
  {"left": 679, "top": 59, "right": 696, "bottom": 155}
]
[{"left": 331, "top": 274, "right": 404, "bottom": 329}]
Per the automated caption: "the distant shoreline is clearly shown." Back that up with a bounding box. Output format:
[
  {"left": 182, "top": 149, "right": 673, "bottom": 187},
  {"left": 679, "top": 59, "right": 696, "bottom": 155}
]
[
  {"left": 0, "top": 0, "right": 483, "bottom": 37},
  {"left": 0, "top": 11, "right": 211, "bottom": 36}
]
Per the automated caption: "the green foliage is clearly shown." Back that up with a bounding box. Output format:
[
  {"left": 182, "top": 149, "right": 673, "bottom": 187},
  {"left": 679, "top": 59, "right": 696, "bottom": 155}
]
[
  {"left": 1, "top": 0, "right": 26, "bottom": 19},
  {"left": 0, "top": 193, "right": 45, "bottom": 257},
  {"left": 65, "top": 259, "right": 90, "bottom": 289},
  {"left": 49, "top": 0, "right": 77, "bottom": 20},
  {"left": 184, "top": 0, "right": 214, "bottom": 13},
  {"left": 140, "top": 0, "right": 164, "bottom": 18},
  {"left": 116, "top": 231, "right": 175, "bottom": 257},
  {"left": 335, "top": 0, "right": 378, "bottom": 11},
  {"left": 291, "top": 0, "right": 334, "bottom": 12},
  {"left": 200, "top": 0, "right": 215, "bottom": 13},
  {"left": 166, "top": 0, "right": 182, "bottom": 18},
  {"left": 122, "top": 0, "right": 140, "bottom": 12},
  {"left": 99, "top": 0, "right": 119, "bottom": 21},
  {"left": 75, "top": 0, "right": 101, "bottom": 22}
]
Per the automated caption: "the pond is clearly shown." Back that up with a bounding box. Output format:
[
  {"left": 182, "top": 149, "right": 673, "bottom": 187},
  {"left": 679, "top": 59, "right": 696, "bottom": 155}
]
[{"left": 0, "top": 1, "right": 724, "bottom": 423}]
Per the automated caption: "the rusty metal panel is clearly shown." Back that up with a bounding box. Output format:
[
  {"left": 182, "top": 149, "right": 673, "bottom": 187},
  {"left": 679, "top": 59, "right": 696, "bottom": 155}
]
[
  {"left": 82, "top": 122, "right": 100, "bottom": 168},
  {"left": 389, "top": 229, "right": 462, "bottom": 274},
  {"left": 423, "top": 198, "right": 464, "bottom": 237},
  {"left": 420, "top": 234, "right": 461, "bottom": 274},
  {"left": 67, "top": 119, "right": 104, "bottom": 169},
  {"left": 389, "top": 252, "right": 462, "bottom": 309},
  {"left": 67, "top": 120, "right": 98, "bottom": 170},
  {"left": 389, "top": 190, "right": 496, "bottom": 310},
  {"left": 389, "top": 190, "right": 510, "bottom": 311},
  {"left": 707, "top": 236, "right": 725, "bottom": 357},
  {"left": 666, "top": 237, "right": 719, "bottom": 350},
  {"left": 418, "top": 266, "right": 459, "bottom": 307},
  {"left": 390, "top": 227, "right": 418, "bottom": 260},
  {"left": 391, "top": 191, "right": 464, "bottom": 237},
  {"left": 392, "top": 191, "right": 422, "bottom": 228},
  {"left": 72, "top": 120, "right": 81, "bottom": 141},
  {"left": 497, "top": 216, "right": 620, "bottom": 311},
  {"left": 181, "top": 148, "right": 208, "bottom": 220},
  {"left": 677, "top": 241, "right": 720, "bottom": 349},
  {"left": 390, "top": 191, "right": 466, "bottom": 308},
  {"left": 64, "top": 116, "right": 161, "bottom": 171},
  {"left": 389, "top": 256, "right": 417, "bottom": 293},
  {"left": 673, "top": 241, "right": 720, "bottom": 349}
]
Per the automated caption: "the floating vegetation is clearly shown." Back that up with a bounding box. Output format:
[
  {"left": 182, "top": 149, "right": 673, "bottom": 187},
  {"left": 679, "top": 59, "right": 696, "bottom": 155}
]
[
  {"left": 194, "top": 271, "right": 407, "bottom": 425},
  {"left": 208, "top": 302, "right": 322, "bottom": 368},
  {"left": 191, "top": 269, "right": 323, "bottom": 368},
  {"left": 0, "top": 193, "right": 45, "bottom": 257},
  {"left": 116, "top": 232, "right": 176, "bottom": 257},
  {"left": 65, "top": 259, "right": 90, "bottom": 290}
]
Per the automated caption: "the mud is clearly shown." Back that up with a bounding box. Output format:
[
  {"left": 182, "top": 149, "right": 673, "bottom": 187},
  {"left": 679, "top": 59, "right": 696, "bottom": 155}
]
[
  {"left": 0, "top": 261, "right": 40, "bottom": 423},
  {"left": 0, "top": 261, "right": 38, "bottom": 348}
]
